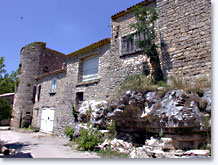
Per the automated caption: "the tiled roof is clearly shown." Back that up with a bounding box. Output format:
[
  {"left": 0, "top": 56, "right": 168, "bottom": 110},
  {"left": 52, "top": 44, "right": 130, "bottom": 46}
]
[
  {"left": 67, "top": 38, "right": 110, "bottom": 58},
  {"left": 0, "top": 93, "right": 15, "bottom": 97},
  {"left": 36, "top": 68, "right": 66, "bottom": 80},
  {"left": 111, "top": 0, "right": 154, "bottom": 20}
]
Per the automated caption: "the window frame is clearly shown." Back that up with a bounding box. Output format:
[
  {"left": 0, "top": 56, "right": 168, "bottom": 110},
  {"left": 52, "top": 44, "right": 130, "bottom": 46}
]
[
  {"left": 50, "top": 79, "right": 57, "bottom": 94},
  {"left": 120, "top": 32, "right": 145, "bottom": 56},
  {"left": 81, "top": 55, "right": 99, "bottom": 82},
  {"left": 35, "top": 84, "right": 41, "bottom": 102}
]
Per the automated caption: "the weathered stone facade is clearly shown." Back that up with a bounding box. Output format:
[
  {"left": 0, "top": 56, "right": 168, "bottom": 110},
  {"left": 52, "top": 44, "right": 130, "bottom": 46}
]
[
  {"left": 11, "top": 42, "right": 67, "bottom": 128},
  {"left": 11, "top": 0, "right": 211, "bottom": 135},
  {"left": 156, "top": 0, "right": 211, "bottom": 80}
]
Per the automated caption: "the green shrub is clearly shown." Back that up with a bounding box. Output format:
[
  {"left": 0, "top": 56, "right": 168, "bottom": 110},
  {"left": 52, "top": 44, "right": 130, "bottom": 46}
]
[
  {"left": 76, "top": 124, "right": 104, "bottom": 151},
  {"left": 23, "top": 121, "right": 31, "bottom": 128},
  {"left": 106, "top": 120, "right": 117, "bottom": 139},
  {"left": 28, "top": 126, "right": 40, "bottom": 132},
  {"left": 0, "top": 99, "right": 12, "bottom": 121},
  {"left": 64, "top": 127, "right": 75, "bottom": 141},
  {"left": 96, "top": 148, "right": 129, "bottom": 158}
]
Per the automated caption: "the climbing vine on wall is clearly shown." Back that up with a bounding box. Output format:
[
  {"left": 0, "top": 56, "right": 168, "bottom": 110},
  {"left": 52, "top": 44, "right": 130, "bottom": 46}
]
[{"left": 129, "top": 5, "right": 163, "bottom": 82}]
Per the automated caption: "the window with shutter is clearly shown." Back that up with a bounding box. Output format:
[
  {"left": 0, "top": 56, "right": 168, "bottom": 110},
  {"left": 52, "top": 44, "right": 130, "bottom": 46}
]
[
  {"left": 51, "top": 79, "right": 57, "bottom": 93},
  {"left": 35, "top": 84, "right": 41, "bottom": 102},
  {"left": 82, "top": 55, "right": 99, "bottom": 82},
  {"left": 121, "top": 33, "right": 144, "bottom": 56}
]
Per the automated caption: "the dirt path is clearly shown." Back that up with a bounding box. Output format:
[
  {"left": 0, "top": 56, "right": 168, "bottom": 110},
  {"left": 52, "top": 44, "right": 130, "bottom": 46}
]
[{"left": 0, "top": 128, "right": 100, "bottom": 158}]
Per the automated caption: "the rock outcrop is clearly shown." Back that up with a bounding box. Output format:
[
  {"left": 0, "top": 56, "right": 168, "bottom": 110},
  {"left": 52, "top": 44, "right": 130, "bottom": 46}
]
[
  {"left": 108, "top": 89, "right": 211, "bottom": 149},
  {"left": 78, "top": 100, "right": 108, "bottom": 128},
  {"left": 108, "top": 89, "right": 211, "bottom": 131}
]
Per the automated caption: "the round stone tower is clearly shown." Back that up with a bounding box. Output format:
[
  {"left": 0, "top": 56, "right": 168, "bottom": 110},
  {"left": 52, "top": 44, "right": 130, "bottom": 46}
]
[{"left": 11, "top": 42, "right": 46, "bottom": 128}]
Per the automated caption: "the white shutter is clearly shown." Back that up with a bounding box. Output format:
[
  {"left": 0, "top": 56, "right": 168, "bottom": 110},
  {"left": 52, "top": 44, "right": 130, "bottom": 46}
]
[{"left": 82, "top": 56, "right": 99, "bottom": 81}]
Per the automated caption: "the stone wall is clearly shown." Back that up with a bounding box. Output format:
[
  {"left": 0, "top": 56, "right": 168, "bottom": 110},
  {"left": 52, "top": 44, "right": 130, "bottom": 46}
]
[
  {"left": 11, "top": 43, "right": 43, "bottom": 128},
  {"left": 156, "top": 0, "right": 211, "bottom": 80},
  {"left": 13, "top": 0, "right": 211, "bottom": 135},
  {"left": 52, "top": 44, "right": 112, "bottom": 135},
  {"left": 11, "top": 42, "right": 67, "bottom": 129},
  {"left": 110, "top": 0, "right": 211, "bottom": 82},
  {"left": 31, "top": 72, "right": 73, "bottom": 133},
  {"left": 39, "top": 48, "right": 67, "bottom": 75}
]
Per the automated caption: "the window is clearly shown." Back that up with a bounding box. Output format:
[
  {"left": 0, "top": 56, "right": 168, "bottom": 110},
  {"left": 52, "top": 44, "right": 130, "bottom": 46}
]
[
  {"left": 76, "top": 92, "right": 84, "bottom": 104},
  {"left": 35, "top": 84, "right": 41, "bottom": 102},
  {"left": 121, "top": 33, "right": 145, "bottom": 56},
  {"left": 82, "top": 55, "right": 99, "bottom": 82},
  {"left": 51, "top": 79, "right": 57, "bottom": 93}
]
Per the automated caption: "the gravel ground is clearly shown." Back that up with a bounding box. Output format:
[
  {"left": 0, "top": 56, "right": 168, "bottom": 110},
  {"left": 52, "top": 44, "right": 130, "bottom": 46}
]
[{"left": 0, "top": 127, "right": 100, "bottom": 158}]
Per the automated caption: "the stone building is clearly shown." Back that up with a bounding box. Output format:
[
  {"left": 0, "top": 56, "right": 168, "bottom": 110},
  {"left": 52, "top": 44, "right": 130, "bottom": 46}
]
[{"left": 11, "top": 0, "right": 211, "bottom": 135}]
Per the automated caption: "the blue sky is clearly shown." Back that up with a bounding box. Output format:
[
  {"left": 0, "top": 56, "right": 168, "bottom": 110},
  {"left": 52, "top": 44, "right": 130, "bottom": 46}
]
[{"left": 0, "top": 0, "right": 143, "bottom": 74}]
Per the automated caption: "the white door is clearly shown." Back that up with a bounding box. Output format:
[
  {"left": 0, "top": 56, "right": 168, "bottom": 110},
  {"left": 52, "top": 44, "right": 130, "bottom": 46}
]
[{"left": 40, "top": 108, "right": 55, "bottom": 134}]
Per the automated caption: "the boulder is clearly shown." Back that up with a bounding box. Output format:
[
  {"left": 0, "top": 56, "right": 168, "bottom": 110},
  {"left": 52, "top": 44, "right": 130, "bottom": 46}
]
[
  {"left": 130, "top": 147, "right": 149, "bottom": 158},
  {"left": 160, "top": 138, "right": 175, "bottom": 151},
  {"left": 78, "top": 100, "right": 108, "bottom": 128}
]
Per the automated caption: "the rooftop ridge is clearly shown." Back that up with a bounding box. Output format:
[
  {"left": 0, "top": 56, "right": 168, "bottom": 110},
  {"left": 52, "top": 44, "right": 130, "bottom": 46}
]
[
  {"left": 111, "top": 0, "right": 154, "bottom": 20},
  {"left": 67, "top": 38, "right": 110, "bottom": 58}
]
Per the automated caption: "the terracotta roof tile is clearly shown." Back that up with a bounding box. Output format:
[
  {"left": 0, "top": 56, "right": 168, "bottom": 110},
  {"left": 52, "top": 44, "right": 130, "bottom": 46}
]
[
  {"left": 111, "top": 0, "right": 154, "bottom": 20},
  {"left": 67, "top": 38, "right": 110, "bottom": 58},
  {"left": 36, "top": 68, "right": 66, "bottom": 80}
]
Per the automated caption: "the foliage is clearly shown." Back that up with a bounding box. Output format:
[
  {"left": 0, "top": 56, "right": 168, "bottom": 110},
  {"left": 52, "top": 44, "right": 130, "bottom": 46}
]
[
  {"left": 22, "top": 125, "right": 40, "bottom": 132},
  {"left": 106, "top": 120, "right": 117, "bottom": 139},
  {"left": 86, "top": 105, "right": 93, "bottom": 122},
  {"left": 0, "top": 56, "right": 19, "bottom": 95},
  {"left": 130, "top": 6, "right": 163, "bottom": 82},
  {"left": 0, "top": 57, "right": 6, "bottom": 79},
  {"left": 169, "top": 75, "right": 211, "bottom": 93},
  {"left": 76, "top": 124, "right": 104, "bottom": 151},
  {"left": 28, "top": 126, "right": 40, "bottom": 132},
  {"left": 64, "top": 126, "right": 75, "bottom": 141},
  {"left": 0, "top": 99, "right": 12, "bottom": 121},
  {"left": 96, "top": 148, "right": 129, "bottom": 158},
  {"left": 23, "top": 121, "right": 31, "bottom": 128},
  {"left": 119, "top": 74, "right": 169, "bottom": 94},
  {"left": 119, "top": 74, "right": 211, "bottom": 98}
]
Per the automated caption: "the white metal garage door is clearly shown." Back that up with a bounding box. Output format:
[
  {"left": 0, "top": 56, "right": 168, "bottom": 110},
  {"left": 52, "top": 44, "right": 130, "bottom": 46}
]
[{"left": 40, "top": 108, "right": 55, "bottom": 134}]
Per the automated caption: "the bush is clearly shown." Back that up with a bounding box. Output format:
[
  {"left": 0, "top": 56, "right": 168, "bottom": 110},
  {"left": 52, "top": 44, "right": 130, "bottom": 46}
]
[
  {"left": 0, "top": 99, "right": 12, "bottom": 121},
  {"left": 106, "top": 120, "right": 117, "bottom": 139},
  {"left": 23, "top": 121, "right": 31, "bottom": 128},
  {"left": 64, "top": 126, "right": 75, "bottom": 141},
  {"left": 28, "top": 126, "right": 40, "bottom": 132},
  {"left": 76, "top": 124, "right": 104, "bottom": 151}
]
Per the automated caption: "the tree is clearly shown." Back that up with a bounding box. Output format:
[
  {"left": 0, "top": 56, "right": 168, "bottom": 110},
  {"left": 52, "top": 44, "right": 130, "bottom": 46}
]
[
  {"left": 0, "top": 56, "right": 19, "bottom": 94},
  {"left": 0, "top": 99, "right": 12, "bottom": 121},
  {"left": 130, "top": 5, "right": 163, "bottom": 82},
  {"left": 0, "top": 57, "right": 6, "bottom": 79}
]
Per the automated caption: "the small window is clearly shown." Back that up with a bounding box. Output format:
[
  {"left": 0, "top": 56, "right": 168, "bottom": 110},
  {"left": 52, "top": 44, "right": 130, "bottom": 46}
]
[
  {"left": 76, "top": 92, "right": 84, "bottom": 104},
  {"left": 51, "top": 79, "right": 57, "bottom": 93},
  {"left": 35, "top": 84, "right": 41, "bottom": 102},
  {"left": 26, "top": 112, "right": 31, "bottom": 116},
  {"left": 82, "top": 56, "right": 99, "bottom": 82}
]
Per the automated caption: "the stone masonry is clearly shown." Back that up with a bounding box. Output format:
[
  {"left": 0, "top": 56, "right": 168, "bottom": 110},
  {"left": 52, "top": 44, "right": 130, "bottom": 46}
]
[
  {"left": 11, "top": 0, "right": 211, "bottom": 135},
  {"left": 11, "top": 42, "right": 67, "bottom": 128}
]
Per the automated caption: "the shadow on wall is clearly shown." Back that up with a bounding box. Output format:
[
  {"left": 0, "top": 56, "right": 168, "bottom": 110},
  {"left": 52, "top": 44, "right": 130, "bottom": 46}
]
[{"left": 159, "top": 32, "right": 173, "bottom": 82}]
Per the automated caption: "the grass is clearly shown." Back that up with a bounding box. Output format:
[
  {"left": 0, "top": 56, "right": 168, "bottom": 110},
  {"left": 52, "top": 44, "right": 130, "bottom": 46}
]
[
  {"left": 21, "top": 125, "right": 40, "bottom": 132},
  {"left": 118, "top": 74, "right": 211, "bottom": 97},
  {"left": 96, "top": 148, "right": 129, "bottom": 158}
]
